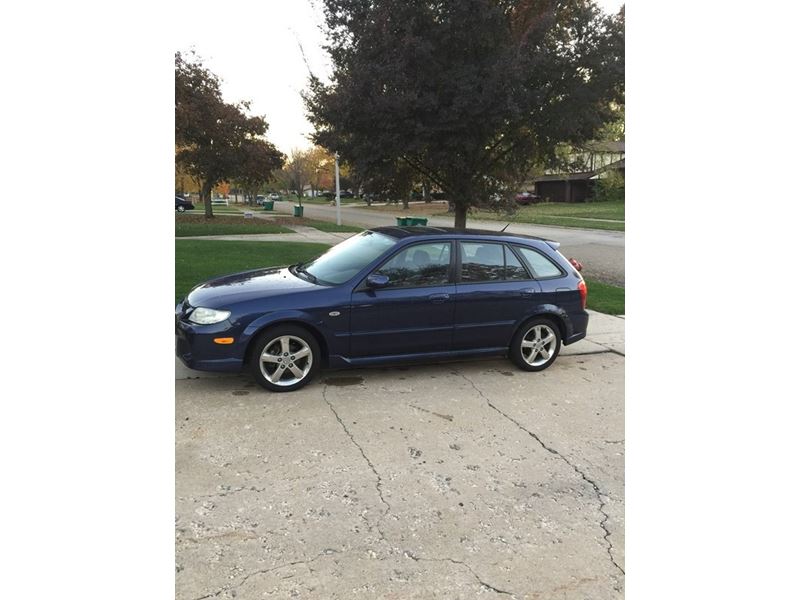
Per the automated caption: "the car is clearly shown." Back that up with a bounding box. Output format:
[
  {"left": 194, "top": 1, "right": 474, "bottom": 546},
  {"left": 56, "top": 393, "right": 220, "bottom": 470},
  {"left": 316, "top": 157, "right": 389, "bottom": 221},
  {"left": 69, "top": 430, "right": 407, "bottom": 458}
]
[
  {"left": 515, "top": 191, "right": 540, "bottom": 205},
  {"left": 255, "top": 195, "right": 266, "bottom": 205},
  {"left": 175, "top": 196, "right": 194, "bottom": 212},
  {"left": 269, "top": 193, "right": 281, "bottom": 201},
  {"left": 175, "top": 227, "right": 588, "bottom": 392}
]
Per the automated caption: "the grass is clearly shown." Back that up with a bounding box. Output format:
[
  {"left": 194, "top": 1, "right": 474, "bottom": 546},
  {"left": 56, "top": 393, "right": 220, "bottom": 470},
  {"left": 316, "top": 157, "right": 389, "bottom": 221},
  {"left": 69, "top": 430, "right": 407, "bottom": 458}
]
[
  {"left": 175, "top": 240, "right": 331, "bottom": 304},
  {"left": 300, "top": 219, "right": 363, "bottom": 233},
  {"left": 584, "top": 277, "right": 625, "bottom": 315},
  {"left": 175, "top": 215, "right": 293, "bottom": 236}
]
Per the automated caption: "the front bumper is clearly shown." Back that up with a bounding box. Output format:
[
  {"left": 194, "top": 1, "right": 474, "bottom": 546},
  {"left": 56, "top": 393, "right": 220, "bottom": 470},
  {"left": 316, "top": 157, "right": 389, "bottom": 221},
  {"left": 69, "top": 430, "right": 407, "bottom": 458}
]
[{"left": 175, "top": 304, "right": 245, "bottom": 372}]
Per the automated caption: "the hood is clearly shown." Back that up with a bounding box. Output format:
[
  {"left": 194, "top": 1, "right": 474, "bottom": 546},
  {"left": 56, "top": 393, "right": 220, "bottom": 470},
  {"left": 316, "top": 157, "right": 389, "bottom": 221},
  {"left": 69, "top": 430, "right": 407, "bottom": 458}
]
[{"left": 186, "top": 267, "right": 320, "bottom": 309}]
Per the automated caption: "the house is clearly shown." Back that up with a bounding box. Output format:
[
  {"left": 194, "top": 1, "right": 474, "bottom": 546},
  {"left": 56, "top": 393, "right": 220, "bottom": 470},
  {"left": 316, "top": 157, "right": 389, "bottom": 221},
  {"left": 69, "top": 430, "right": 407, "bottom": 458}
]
[{"left": 532, "top": 141, "right": 625, "bottom": 202}]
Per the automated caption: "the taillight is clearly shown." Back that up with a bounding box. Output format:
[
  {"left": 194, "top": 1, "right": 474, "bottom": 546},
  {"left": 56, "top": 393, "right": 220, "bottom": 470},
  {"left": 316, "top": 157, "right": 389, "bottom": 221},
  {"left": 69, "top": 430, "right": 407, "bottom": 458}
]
[{"left": 578, "top": 279, "right": 587, "bottom": 310}]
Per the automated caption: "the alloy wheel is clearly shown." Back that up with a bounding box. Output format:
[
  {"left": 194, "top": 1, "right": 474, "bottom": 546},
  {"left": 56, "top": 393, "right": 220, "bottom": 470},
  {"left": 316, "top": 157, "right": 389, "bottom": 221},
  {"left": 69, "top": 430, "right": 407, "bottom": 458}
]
[
  {"left": 259, "top": 335, "right": 313, "bottom": 387},
  {"left": 520, "top": 324, "right": 558, "bottom": 367}
]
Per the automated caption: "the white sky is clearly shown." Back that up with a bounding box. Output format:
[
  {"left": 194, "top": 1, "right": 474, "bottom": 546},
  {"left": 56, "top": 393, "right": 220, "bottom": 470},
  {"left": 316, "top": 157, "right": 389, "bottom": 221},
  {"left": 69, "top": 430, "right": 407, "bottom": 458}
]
[{"left": 176, "top": 0, "right": 624, "bottom": 155}]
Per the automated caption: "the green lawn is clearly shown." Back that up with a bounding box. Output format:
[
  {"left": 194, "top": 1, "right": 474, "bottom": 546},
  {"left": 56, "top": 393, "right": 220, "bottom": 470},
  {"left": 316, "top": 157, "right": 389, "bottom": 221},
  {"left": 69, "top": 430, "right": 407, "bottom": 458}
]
[
  {"left": 445, "top": 201, "right": 625, "bottom": 231},
  {"left": 175, "top": 240, "right": 331, "bottom": 304},
  {"left": 175, "top": 218, "right": 293, "bottom": 237},
  {"left": 176, "top": 238, "right": 624, "bottom": 315},
  {"left": 584, "top": 277, "right": 625, "bottom": 315}
]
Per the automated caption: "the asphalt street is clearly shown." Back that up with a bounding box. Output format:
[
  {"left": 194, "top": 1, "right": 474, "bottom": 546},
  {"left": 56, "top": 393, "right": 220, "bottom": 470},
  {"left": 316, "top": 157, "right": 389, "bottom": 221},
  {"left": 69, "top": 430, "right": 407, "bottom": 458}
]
[{"left": 270, "top": 201, "right": 625, "bottom": 286}]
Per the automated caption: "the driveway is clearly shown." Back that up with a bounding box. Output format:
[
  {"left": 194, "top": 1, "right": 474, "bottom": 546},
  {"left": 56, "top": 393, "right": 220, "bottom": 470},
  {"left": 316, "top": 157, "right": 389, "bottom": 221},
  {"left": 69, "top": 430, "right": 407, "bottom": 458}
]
[
  {"left": 270, "top": 202, "right": 625, "bottom": 286},
  {"left": 176, "top": 313, "right": 625, "bottom": 599}
]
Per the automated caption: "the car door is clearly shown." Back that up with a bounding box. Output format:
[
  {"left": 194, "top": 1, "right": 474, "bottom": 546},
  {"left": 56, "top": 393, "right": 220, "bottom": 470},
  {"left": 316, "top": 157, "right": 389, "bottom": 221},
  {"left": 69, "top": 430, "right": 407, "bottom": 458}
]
[
  {"left": 349, "top": 241, "right": 455, "bottom": 358},
  {"left": 453, "top": 242, "right": 542, "bottom": 351}
]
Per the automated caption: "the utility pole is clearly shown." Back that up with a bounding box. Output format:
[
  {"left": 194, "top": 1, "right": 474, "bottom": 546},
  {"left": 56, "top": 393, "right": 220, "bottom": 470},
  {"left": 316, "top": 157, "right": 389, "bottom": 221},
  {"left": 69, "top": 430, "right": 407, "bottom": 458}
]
[{"left": 334, "top": 151, "right": 342, "bottom": 226}]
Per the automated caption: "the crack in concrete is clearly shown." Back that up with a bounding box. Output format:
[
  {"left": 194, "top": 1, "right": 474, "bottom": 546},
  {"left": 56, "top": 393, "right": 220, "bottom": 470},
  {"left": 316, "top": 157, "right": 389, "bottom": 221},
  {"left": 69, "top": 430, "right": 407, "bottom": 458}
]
[
  {"left": 191, "top": 549, "right": 342, "bottom": 600},
  {"left": 322, "top": 384, "right": 393, "bottom": 546},
  {"left": 459, "top": 372, "right": 625, "bottom": 580},
  {"left": 567, "top": 348, "right": 624, "bottom": 357},
  {"left": 322, "top": 386, "right": 514, "bottom": 596},
  {"left": 404, "top": 551, "right": 513, "bottom": 596},
  {"left": 180, "top": 486, "right": 267, "bottom": 502}
]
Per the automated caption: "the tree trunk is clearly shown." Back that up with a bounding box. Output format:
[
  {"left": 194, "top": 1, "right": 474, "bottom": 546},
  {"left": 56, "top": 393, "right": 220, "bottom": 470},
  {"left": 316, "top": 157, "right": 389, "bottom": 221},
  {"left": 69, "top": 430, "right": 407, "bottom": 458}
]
[
  {"left": 202, "top": 180, "right": 214, "bottom": 218},
  {"left": 402, "top": 195, "right": 409, "bottom": 210},
  {"left": 422, "top": 182, "right": 430, "bottom": 203},
  {"left": 453, "top": 203, "right": 468, "bottom": 230}
]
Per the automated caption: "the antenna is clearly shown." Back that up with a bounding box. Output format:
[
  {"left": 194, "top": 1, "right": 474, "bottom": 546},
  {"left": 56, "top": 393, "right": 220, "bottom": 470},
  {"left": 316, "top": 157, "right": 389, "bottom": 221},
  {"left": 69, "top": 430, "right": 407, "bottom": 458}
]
[{"left": 500, "top": 223, "right": 511, "bottom": 232}]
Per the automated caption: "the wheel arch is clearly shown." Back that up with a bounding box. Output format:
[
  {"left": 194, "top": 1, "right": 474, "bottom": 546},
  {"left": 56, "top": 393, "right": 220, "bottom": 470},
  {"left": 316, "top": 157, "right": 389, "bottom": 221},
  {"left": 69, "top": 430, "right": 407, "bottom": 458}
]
[
  {"left": 513, "top": 308, "right": 569, "bottom": 344},
  {"left": 242, "top": 319, "right": 330, "bottom": 368}
]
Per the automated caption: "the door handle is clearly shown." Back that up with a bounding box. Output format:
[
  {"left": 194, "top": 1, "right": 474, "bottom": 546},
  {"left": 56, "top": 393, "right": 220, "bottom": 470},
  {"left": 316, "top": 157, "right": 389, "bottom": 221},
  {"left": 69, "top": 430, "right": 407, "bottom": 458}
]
[
  {"left": 428, "top": 293, "right": 450, "bottom": 304},
  {"left": 520, "top": 288, "right": 539, "bottom": 296}
]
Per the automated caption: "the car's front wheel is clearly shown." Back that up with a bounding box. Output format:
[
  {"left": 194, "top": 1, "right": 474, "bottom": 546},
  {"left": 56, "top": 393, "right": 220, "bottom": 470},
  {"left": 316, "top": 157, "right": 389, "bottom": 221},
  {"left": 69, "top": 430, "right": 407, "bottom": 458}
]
[
  {"left": 177, "top": 205, "right": 186, "bottom": 212},
  {"left": 249, "top": 325, "right": 320, "bottom": 392},
  {"left": 510, "top": 317, "right": 562, "bottom": 372}
]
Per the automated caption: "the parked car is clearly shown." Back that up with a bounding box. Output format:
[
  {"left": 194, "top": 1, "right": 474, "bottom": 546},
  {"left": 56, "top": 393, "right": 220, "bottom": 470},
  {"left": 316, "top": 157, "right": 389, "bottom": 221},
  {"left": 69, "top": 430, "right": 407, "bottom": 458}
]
[
  {"left": 175, "top": 196, "right": 194, "bottom": 212},
  {"left": 269, "top": 193, "right": 281, "bottom": 201},
  {"left": 176, "top": 227, "right": 588, "bottom": 392},
  {"left": 515, "top": 191, "right": 540, "bottom": 205},
  {"left": 255, "top": 195, "right": 267, "bottom": 205}
]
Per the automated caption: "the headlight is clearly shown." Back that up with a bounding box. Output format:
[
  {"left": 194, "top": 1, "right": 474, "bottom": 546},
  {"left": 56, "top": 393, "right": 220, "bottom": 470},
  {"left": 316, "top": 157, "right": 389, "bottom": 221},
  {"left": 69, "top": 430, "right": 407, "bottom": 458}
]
[{"left": 188, "top": 307, "right": 231, "bottom": 325}]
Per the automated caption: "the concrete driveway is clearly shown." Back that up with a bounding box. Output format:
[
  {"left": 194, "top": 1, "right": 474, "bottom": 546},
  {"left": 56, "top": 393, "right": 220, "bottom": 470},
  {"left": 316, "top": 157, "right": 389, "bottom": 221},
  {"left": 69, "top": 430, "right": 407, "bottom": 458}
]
[{"left": 176, "top": 313, "right": 624, "bottom": 599}]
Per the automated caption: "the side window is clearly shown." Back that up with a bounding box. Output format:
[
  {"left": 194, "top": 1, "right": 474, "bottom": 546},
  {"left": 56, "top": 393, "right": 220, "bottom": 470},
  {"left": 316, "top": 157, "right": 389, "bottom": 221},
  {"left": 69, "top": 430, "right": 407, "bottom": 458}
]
[
  {"left": 504, "top": 246, "right": 531, "bottom": 280},
  {"left": 515, "top": 245, "right": 564, "bottom": 279},
  {"left": 460, "top": 242, "right": 505, "bottom": 282},
  {"left": 375, "top": 242, "right": 451, "bottom": 288}
]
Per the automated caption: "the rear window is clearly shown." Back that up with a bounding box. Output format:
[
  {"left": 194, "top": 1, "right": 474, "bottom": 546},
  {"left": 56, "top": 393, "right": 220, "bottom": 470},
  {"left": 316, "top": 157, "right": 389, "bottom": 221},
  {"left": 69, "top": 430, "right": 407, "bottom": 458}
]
[{"left": 514, "top": 245, "right": 564, "bottom": 279}]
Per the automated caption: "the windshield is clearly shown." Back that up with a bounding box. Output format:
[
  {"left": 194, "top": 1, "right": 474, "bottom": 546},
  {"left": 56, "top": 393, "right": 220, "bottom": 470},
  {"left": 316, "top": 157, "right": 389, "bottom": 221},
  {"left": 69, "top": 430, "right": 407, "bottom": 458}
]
[{"left": 303, "top": 231, "right": 397, "bottom": 285}]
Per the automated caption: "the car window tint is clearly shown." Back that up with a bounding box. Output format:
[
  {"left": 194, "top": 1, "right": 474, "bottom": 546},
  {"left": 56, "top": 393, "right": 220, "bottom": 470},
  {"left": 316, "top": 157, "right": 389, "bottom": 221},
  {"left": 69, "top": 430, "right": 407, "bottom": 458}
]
[
  {"left": 515, "top": 246, "right": 563, "bottom": 278},
  {"left": 376, "top": 242, "right": 451, "bottom": 288},
  {"left": 460, "top": 242, "right": 505, "bottom": 282},
  {"left": 504, "top": 246, "right": 530, "bottom": 280}
]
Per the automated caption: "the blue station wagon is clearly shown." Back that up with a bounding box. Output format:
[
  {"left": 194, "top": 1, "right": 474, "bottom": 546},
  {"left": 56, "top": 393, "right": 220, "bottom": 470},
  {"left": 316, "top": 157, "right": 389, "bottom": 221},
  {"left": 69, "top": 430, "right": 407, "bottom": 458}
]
[{"left": 175, "top": 227, "right": 588, "bottom": 392}]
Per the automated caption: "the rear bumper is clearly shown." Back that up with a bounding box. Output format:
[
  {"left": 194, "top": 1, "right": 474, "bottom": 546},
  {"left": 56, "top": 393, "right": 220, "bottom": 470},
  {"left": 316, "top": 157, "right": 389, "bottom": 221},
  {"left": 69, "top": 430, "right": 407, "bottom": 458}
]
[{"left": 563, "top": 310, "right": 589, "bottom": 345}]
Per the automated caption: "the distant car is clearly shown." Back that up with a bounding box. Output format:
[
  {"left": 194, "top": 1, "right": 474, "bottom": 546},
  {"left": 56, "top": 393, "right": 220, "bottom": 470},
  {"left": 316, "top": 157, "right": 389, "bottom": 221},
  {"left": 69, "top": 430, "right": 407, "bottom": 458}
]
[
  {"left": 339, "top": 190, "right": 355, "bottom": 199},
  {"left": 176, "top": 227, "right": 588, "bottom": 392},
  {"left": 269, "top": 193, "right": 281, "bottom": 201},
  {"left": 255, "top": 195, "right": 266, "bottom": 205},
  {"left": 175, "top": 196, "right": 194, "bottom": 212},
  {"left": 515, "top": 191, "right": 540, "bottom": 205}
]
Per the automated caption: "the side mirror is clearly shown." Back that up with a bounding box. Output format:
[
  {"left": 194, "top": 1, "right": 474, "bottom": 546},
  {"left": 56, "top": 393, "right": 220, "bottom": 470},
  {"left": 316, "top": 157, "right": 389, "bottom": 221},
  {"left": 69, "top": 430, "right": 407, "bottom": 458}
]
[{"left": 366, "top": 273, "right": 390, "bottom": 288}]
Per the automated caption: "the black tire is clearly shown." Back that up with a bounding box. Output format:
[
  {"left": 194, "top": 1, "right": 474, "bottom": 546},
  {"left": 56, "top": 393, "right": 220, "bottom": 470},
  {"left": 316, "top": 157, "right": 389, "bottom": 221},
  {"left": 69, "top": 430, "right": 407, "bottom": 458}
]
[
  {"left": 249, "top": 324, "right": 320, "bottom": 392},
  {"left": 509, "top": 317, "right": 562, "bottom": 372}
]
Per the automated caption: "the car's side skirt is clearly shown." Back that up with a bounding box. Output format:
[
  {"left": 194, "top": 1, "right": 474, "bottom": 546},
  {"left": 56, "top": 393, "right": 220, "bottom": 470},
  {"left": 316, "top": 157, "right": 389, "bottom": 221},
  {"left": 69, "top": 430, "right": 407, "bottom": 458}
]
[{"left": 328, "top": 347, "right": 508, "bottom": 368}]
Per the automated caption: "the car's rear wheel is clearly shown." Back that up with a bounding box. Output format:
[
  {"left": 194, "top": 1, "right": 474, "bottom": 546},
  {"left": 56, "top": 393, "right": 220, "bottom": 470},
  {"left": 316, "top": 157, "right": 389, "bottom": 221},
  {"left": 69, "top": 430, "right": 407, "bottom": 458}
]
[
  {"left": 510, "top": 318, "right": 562, "bottom": 372},
  {"left": 249, "top": 325, "right": 320, "bottom": 392},
  {"left": 177, "top": 205, "right": 186, "bottom": 212}
]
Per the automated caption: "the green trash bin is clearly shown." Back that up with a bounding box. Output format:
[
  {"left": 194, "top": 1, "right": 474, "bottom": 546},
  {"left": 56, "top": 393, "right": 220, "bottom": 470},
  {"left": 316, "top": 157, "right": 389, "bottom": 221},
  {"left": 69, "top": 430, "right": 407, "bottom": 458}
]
[
  {"left": 293, "top": 205, "right": 304, "bottom": 217},
  {"left": 410, "top": 217, "right": 428, "bottom": 226},
  {"left": 396, "top": 217, "right": 410, "bottom": 226},
  {"left": 263, "top": 200, "right": 274, "bottom": 211}
]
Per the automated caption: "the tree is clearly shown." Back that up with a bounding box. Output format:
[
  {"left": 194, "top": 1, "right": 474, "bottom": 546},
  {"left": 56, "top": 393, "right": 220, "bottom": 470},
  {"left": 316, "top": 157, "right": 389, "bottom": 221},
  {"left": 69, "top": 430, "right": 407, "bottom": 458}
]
[
  {"left": 233, "top": 139, "right": 286, "bottom": 204},
  {"left": 283, "top": 148, "right": 315, "bottom": 205},
  {"left": 175, "top": 51, "right": 284, "bottom": 217},
  {"left": 305, "top": 0, "right": 625, "bottom": 228}
]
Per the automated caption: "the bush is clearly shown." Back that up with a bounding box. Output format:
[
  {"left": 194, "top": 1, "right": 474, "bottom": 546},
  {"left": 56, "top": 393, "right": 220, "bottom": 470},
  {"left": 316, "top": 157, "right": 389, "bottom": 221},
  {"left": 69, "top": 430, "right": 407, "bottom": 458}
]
[{"left": 593, "top": 171, "right": 625, "bottom": 203}]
